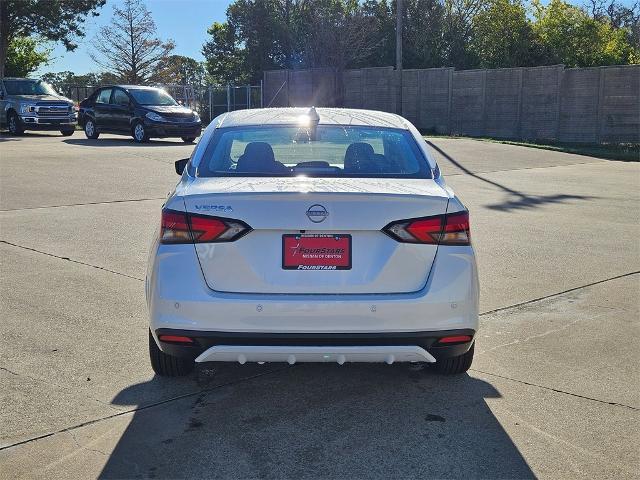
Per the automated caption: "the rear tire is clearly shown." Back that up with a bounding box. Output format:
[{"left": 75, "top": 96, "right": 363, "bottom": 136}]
[
  {"left": 84, "top": 118, "right": 99, "bottom": 139},
  {"left": 7, "top": 111, "right": 24, "bottom": 135},
  {"left": 60, "top": 128, "right": 75, "bottom": 136},
  {"left": 149, "top": 330, "right": 194, "bottom": 377},
  {"left": 181, "top": 136, "right": 196, "bottom": 143},
  {"left": 434, "top": 342, "right": 474, "bottom": 375}
]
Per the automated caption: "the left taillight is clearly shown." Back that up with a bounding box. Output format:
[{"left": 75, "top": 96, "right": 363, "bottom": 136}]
[
  {"left": 383, "top": 210, "right": 470, "bottom": 245},
  {"left": 160, "top": 209, "right": 252, "bottom": 244}
]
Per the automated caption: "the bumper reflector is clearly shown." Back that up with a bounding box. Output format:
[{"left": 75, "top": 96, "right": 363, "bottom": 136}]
[
  {"left": 158, "top": 335, "right": 194, "bottom": 344},
  {"left": 437, "top": 335, "right": 473, "bottom": 344}
]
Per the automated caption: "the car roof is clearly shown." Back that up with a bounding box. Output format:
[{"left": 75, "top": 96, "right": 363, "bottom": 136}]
[
  {"left": 98, "top": 85, "right": 161, "bottom": 91},
  {"left": 215, "top": 108, "right": 409, "bottom": 129}
]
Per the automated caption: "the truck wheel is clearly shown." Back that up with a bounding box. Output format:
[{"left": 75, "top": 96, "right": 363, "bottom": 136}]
[
  {"left": 434, "top": 342, "right": 474, "bottom": 375},
  {"left": 149, "top": 330, "right": 194, "bottom": 377},
  {"left": 84, "top": 118, "right": 99, "bottom": 139},
  {"left": 7, "top": 111, "right": 24, "bottom": 135},
  {"left": 181, "top": 136, "right": 196, "bottom": 143},
  {"left": 60, "top": 128, "right": 75, "bottom": 137}
]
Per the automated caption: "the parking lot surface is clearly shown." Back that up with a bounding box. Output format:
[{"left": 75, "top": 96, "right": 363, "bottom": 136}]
[{"left": 0, "top": 132, "right": 638, "bottom": 479}]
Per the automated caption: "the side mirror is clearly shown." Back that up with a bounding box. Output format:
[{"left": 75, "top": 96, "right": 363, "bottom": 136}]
[{"left": 175, "top": 158, "right": 189, "bottom": 175}]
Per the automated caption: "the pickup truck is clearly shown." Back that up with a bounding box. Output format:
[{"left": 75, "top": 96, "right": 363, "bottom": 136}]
[{"left": 0, "top": 77, "right": 77, "bottom": 136}]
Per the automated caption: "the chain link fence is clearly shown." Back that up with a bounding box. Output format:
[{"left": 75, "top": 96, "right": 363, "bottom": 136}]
[{"left": 57, "top": 84, "right": 263, "bottom": 125}]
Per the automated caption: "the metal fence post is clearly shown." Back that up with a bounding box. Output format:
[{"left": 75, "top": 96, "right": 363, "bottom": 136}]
[
  {"left": 226, "top": 85, "right": 231, "bottom": 112},
  {"left": 247, "top": 85, "right": 251, "bottom": 109},
  {"left": 260, "top": 80, "right": 264, "bottom": 107}
]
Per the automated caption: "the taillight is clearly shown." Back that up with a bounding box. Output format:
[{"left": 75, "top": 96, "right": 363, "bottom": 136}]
[
  {"left": 383, "top": 211, "right": 470, "bottom": 245},
  {"left": 160, "top": 209, "right": 252, "bottom": 244}
]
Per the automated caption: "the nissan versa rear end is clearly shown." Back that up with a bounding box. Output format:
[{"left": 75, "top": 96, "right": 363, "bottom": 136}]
[{"left": 146, "top": 107, "right": 478, "bottom": 377}]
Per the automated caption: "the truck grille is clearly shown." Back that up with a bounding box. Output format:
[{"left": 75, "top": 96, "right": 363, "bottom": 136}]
[{"left": 35, "top": 104, "right": 70, "bottom": 116}]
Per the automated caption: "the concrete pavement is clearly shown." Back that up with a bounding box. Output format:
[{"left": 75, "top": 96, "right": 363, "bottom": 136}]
[{"left": 0, "top": 132, "right": 638, "bottom": 478}]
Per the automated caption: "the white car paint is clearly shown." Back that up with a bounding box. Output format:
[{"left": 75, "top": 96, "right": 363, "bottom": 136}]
[{"left": 146, "top": 107, "right": 479, "bottom": 366}]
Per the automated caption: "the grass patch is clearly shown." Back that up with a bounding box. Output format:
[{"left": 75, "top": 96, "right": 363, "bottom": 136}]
[{"left": 425, "top": 135, "right": 639, "bottom": 162}]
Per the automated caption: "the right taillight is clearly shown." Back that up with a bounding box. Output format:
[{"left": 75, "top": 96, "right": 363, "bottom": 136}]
[
  {"left": 383, "top": 210, "right": 470, "bottom": 245},
  {"left": 160, "top": 209, "right": 252, "bottom": 244}
]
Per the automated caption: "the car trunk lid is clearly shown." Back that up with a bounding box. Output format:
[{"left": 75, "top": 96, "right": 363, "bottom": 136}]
[{"left": 183, "top": 177, "right": 449, "bottom": 294}]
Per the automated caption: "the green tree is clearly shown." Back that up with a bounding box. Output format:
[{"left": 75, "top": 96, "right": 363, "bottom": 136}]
[
  {"left": 301, "top": 0, "right": 382, "bottom": 70},
  {"left": 470, "top": 0, "right": 548, "bottom": 68},
  {"left": 152, "top": 55, "right": 206, "bottom": 85},
  {"left": 89, "top": 0, "right": 175, "bottom": 84},
  {"left": 4, "top": 36, "right": 51, "bottom": 77},
  {"left": 202, "top": 22, "right": 249, "bottom": 84},
  {"left": 40, "top": 71, "right": 119, "bottom": 89},
  {"left": 0, "top": 0, "right": 105, "bottom": 77},
  {"left": 532, "top": 0, "right": 638, "bottom": 66}
]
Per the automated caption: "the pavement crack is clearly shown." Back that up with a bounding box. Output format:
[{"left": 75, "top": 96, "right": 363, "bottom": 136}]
[
  {"left": 472, "top": 369, "right": 639, "bottom": 411},
  {"left": 442, "top": 160, "right": 604, "bottom": 177},
  {"left": 0, "top": 366, "right": 20, "bottom": 376},
  {"left": 476, "top": 317, "right": 585, "bottom": 356},
  {"left": 0, "top": 240, "right": 144, "bottom": 282},
  {"left": 0, "top": 366, "right": 289, "bottom": 452},
  {"left": 479, "top": 271, "right": 639, "bottom": 316},
  {"left": 0, "top": 197, "right": 166, "bottom": 212}
]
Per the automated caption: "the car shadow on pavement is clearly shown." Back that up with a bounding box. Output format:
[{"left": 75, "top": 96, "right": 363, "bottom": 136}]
[
  {"left": 100, "top": 363, "right": 534, "bottom": 479},
  {"left": 63, "top": 138, "right": 194, "bottom": 147},
  {"left": 1, "top": 132, "right": 54, "bottom": 140},
  {"left": 426, "top": 141, "right": 595, "bottom": 212}
]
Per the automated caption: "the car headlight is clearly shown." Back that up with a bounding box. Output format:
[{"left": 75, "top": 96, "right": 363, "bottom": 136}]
[
  {"left": 20, "top": 104, "right": 36, "bottom": 114},
  {"left": 146, "top": 112, "right": 165, "bottom": 122},
  {"left": 193, "top": 112, "right": 201, "bottom": 122}
]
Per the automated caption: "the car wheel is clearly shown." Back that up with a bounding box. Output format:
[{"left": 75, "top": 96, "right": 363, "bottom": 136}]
[
  {"left": 181, "top": 136, "right": 196, "bottom": 143},
  {"left": 84, "top": 119, "right": 99, "bottom": 139},
  {"left": 60, "top": 128, "right": 75, "bottom": 137},
  {"left": 148, "top": 330, "right": 194, "bottom": 377},
  {"left": 433, "top": 342, "right": 474, "bottom": 375},
  {"left": 132, "top": 122, "right": 149, "bottom": 143},
  {"left": 7, "top": 111, "right": 24, "bottom": 135}
]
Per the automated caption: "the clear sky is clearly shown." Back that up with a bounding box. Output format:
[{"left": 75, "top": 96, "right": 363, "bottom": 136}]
[{"left": 39, "top": 0, "right": 234, "bottom": 75}]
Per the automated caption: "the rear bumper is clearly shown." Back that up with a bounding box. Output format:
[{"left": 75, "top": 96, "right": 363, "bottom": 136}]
[
  {"left": 155, "top": 328, "right": 475, "bottom": 363},
  {"left": 147, "top": 240, "right": 479, "bottom": 364}
]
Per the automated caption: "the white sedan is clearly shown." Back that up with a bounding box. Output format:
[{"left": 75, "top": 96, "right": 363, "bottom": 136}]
[{"left": 146, "top": 107, "right": 479, "bottom": 376}]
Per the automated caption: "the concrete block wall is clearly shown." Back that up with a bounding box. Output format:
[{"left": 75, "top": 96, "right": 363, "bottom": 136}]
[{"left": 264, "top": 64, "right": 639, "bottom": 144}]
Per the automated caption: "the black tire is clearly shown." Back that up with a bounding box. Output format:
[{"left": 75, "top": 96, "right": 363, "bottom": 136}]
[
  {"left": 7, "top": 111, "right": 24, "bottom": 135},
  {"left": 181, "top": 136, "right": 196, "bottom": 143},
  {"left": 84, "top": 118, "right": 99, "bottom": 139},
  {"left": 149, "top": 330, "right": 194, "bottom": 377},
  {"left": 434, "top": 342, "right": 474, "bottom": 375},
  {"left": 132, "top": 121, "right": 149, "bottom": 143},
  {"left": 60, "top": 128, "right": 75, "bottom": 137}
]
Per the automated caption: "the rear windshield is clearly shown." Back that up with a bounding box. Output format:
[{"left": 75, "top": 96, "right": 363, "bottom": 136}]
[
  {"left": 129, "top": 88, "right": 177, "bottom": 106},
  {"left": 194, "top": 126, "right": 432, "bottom": 178},
  {"left": 3, "top": 79, "right": 57, "bottom": 96}
]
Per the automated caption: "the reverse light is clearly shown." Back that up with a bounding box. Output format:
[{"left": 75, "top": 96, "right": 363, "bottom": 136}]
[
  {"left": 383, "top": 211, "right": 470, "bottom": 245},
  {"left": 160, "top": 209, "right": 252, "bottom": 244}
]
